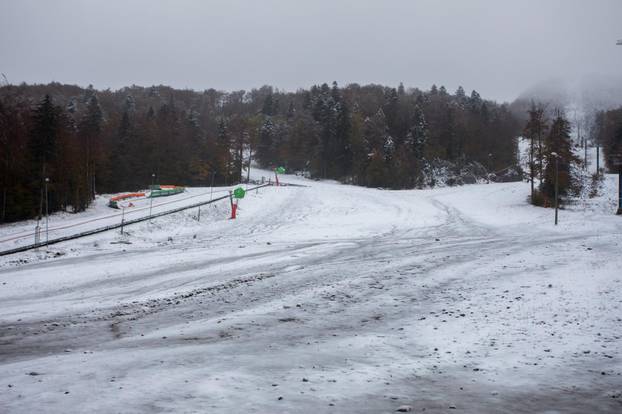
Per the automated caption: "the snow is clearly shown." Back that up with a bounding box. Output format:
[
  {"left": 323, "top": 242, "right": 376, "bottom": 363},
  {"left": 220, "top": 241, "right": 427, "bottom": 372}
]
[
  {"left": 0, "top": 186, "right": 237, "bottom": 250},
  {"left": 0, "top": 169, "right": 621, "bottom": 413}
]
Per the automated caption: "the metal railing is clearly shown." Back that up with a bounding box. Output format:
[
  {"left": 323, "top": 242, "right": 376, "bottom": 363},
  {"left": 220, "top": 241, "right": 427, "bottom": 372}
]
[{"left": 0, "top": 183, "right": 271, "bottom": 257}]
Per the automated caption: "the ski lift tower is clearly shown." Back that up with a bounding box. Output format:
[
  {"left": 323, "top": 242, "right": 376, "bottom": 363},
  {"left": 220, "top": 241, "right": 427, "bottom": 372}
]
[
  {"left": 613, "top": 153, "right": 622, "bottom": 215},
  {"left": 617, "top": 39, "right": 622, "bottom": 214}
]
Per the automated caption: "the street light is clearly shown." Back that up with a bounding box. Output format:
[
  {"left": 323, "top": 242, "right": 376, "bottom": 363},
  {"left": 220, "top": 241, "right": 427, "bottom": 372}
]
[
  {"left": 550, "top": 152, "right": 560, "bottom": 225},
  {"left": 45, "top": 177, "right": 49, "bottom": 246}
]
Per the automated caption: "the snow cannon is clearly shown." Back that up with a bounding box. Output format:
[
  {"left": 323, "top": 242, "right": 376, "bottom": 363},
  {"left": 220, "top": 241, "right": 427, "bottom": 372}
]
[
  {"left": 274, "top": 166, "right": 286, "bottom": 186},
  {"left": 229, "top": 187, "right": 245, "bottom": 219}
]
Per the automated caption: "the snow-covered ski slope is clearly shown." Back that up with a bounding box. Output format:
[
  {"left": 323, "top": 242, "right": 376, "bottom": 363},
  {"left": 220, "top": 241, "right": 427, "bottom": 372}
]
[
  {"left": 1, "top": 170, "right": 621, "bottom": 413},
  {"left": 0, "top": 185, "right": 240, "bottom": 251}
]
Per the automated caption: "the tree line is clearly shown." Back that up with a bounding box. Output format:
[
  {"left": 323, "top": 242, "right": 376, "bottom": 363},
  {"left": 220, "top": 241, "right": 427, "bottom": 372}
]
[
  {"left": 521, "top": 100, "right": 622, "bottom": 207},
  {"left": 593, "top": 107, "right": 622, "bottom": 174},
  {"left": 0, "top": 82, "right": 521, "bottom": 223},
  {"left": 522, "top": 103, "right": 582, "bottom": 206}
]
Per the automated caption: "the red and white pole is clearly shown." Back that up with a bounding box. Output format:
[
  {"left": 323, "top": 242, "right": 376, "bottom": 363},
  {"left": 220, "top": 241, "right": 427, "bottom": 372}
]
[
  {"left": 231, "top": 200, "right": 238, "bottom": 219},
  {"left": 229, "top": 191, "right": 237, "bottom": 219}
]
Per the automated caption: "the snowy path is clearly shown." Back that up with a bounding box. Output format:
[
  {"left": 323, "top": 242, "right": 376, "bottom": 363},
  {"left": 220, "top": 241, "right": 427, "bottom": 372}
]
[{"left": 0, "top": 173, "right": 621, "bottom": 413}]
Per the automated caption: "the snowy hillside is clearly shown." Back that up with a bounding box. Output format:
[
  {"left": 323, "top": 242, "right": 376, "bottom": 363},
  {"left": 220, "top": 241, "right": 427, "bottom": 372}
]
[{"left": 0, "top": 170, "right": 621, "bottom": 413}]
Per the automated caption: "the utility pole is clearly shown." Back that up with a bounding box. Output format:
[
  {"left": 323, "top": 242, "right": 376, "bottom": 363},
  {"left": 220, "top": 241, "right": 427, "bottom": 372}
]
[
  {"left": 616, "top": 39, "right": 621, "bottom": 214},
  {"left": 36, "top": 181, "right": 43, "bottom": 248},
  {"left": 45, "top": 177, "right": 49, "bottom": 246},
  {"left": 149, "top": 173, "right": 155, "bottom": 218},
  {"left": 529, "top": 135, "right": 535, "bottom": 199},
  {"left": 120, "top": 206, "right": 126, "bottom": 235},
  {"left": 246, "top": 150, "right": 252, "bottom": 187},
  {"left": 551, "top": 152, "right": 560, "bottom": 225},
  {"left": 209, "top": 171, "right": 215, "bottom": 202}
]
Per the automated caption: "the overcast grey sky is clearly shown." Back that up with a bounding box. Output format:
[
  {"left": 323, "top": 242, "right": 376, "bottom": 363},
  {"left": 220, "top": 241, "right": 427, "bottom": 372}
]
[{"left": 1, "top": 0, "right": 621, "bottom": 102}]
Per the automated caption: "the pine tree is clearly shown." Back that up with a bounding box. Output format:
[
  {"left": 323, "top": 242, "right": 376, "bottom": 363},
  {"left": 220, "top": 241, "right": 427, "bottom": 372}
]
[
  {"left": 524, "top": 102, "right": 547, "bottom": 201},
  {"left": 262, "top": 94, "right": 274, "bottom": 116},
  {"left": 256, "top": 117, "right": 274, "bottom": 167},
  {"left": 455, "top": 86, "right": 466, "bottom": 101},
  {"left": 469, "top": 90, "right": 482, "bottom": 111},
  {"left": 397, "top": 82, "right": 405, "bottom": 96},
  {"left": 30, "top": 95, "right": 60, "bottom": 170},
  {"left": 78, "top": 94, "right": 103, "bottom": 200},
  {"left": 29, "top": 95, "right": 83, "bottom": 216},
  {"left": 411, "top": 105, "right": 428, "bottom": 161},
  {"left": 541, "top": 112, "right": 580, "bottom": 204},
  {"left": 217, "top": 117, "right": 232, "bottom": 184},
  {"left": 29, "top": 96, "right": 62, "bottom": 217},
  {"left": 286, "top": 101, "right": 295, "bottom": 119}
]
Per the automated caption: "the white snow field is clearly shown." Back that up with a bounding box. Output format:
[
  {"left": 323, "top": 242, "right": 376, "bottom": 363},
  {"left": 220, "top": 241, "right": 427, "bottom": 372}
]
[{"left": 0, "top": 170, "right": 621, "bottom": 413}]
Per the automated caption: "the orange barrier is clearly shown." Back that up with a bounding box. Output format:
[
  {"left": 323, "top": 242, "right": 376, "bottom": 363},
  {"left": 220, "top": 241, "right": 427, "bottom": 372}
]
[
  {"left": 109, "top": 192, "right": 146, "bottom": 208},
  {"left": 110, "top": 192, "right": 145, "bottom": 202}
]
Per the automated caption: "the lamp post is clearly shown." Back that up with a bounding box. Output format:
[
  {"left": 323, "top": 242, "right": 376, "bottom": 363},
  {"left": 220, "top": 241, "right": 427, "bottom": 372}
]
[
  {"left": 209, "top": 171, "right": 215, "bottom": 202},
  {"left": 45, "top": 177, "right": 49, "bottom": 246},
  {"left": 120, "top": 205, "right": 125, "bottom": 235},
  {"left": 551, "top": 152, "right": 560, "bottom": 225},
  {"left": 149, "top": 173, "right": 156, "bottom": 218}
]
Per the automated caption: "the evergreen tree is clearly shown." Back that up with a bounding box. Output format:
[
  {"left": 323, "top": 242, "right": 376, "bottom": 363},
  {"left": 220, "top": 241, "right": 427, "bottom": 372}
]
[
  {"left": 29, "top": 95, "right": 64, "bottom": 217},
  {"left": 541, "top": 112, "right": 580, "bottom": 204},
  {"left": 397, "top": 82, "right": 405, "bottom": 96},
  {"left": 30, "top": 95, "right": 60, "bottom": 171},
  {"left": 78, "top": 94, "right": 103, "bottom": 200},
  {"left": 411, "top": 105, "right": 428, "bottom": 161},
  {"left": 256, "top": 117, "right": 275, "bottom": 167},
  {"left": 523, "top": 102, "right": 547, "bottom": 201},
  {"left": 262, "top": 94, "right": 274, "bottom": 116},
  {"left": 216, "top": 117, "right": 233, "bottom": 183},
  {"left": 455, "top": 86, "right": 466, "bottom": 101}
]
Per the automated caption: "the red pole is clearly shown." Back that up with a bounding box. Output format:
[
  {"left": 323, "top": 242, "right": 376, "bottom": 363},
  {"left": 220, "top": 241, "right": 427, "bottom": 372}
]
[
  {"left": 275, "top": 170, "right": 279, "bottom": 187},
  {"left": 229, "top": 191, "right": 236, "bottom": 219},
  {"left": 231, "top": 201, "right": 237, "bottom": 219}
]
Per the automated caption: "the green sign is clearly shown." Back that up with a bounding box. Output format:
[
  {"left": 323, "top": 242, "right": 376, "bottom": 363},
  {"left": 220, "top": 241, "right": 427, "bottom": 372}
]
[
  {"left": 233, "top": 187, "right": 246, "bottom": 199},
  {"left": 275, "top": 166, "right": 286, "bottom": 174}
]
